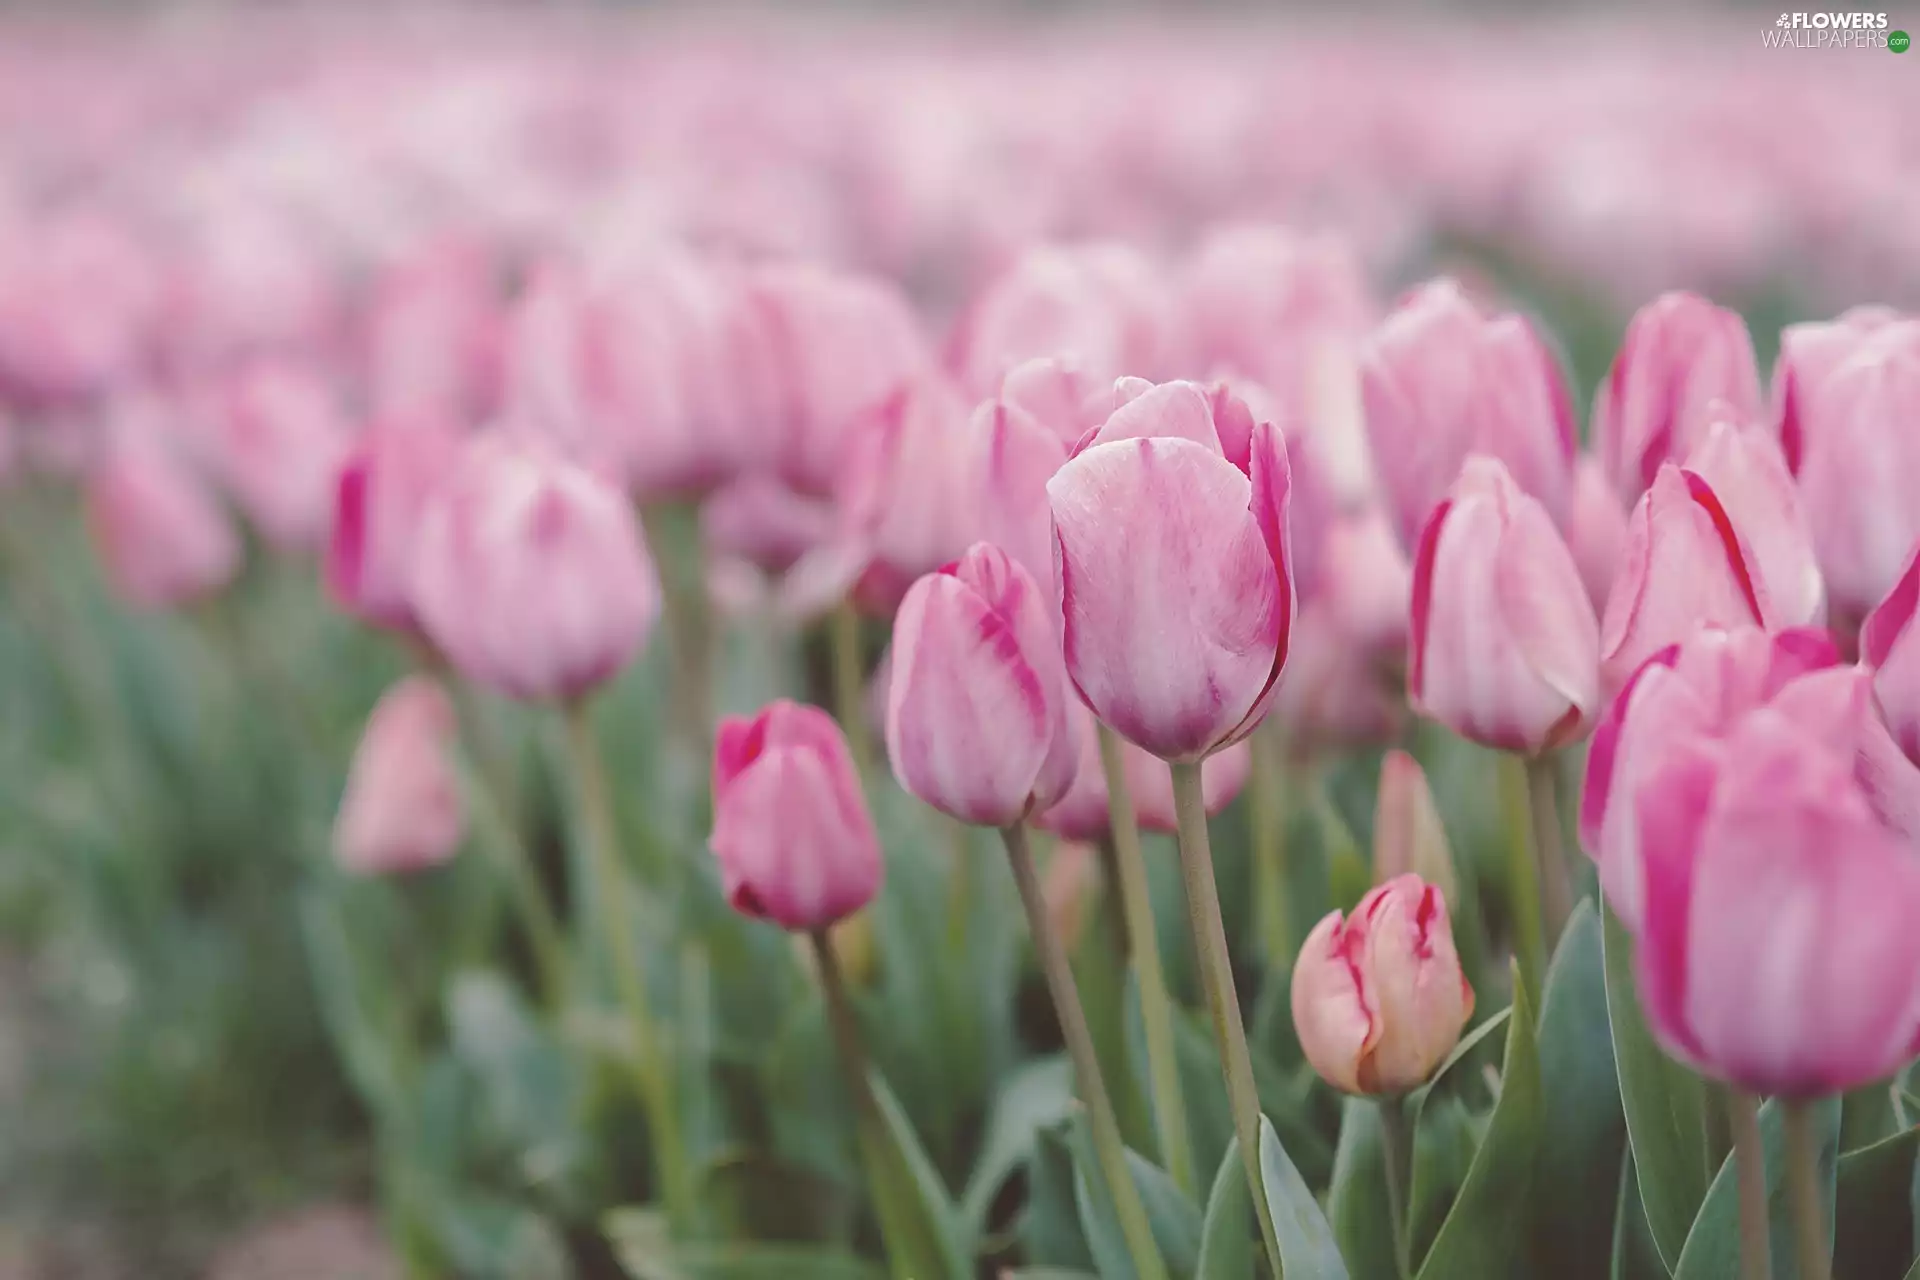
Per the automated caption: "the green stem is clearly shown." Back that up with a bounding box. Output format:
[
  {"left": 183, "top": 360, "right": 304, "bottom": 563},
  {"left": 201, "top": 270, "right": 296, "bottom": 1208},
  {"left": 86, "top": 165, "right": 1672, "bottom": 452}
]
[
  {"left": 1249, "top": 724, "right": 1293, "bottom": 969},
  {"left": 1170, "top": 761, "right": 1284, "bottom": 1278},
  {"left": 1784, "top": 1099, "right": 1832, "bottom": 1280},
  {"left": 639, "top": 502, "right": 714, "bottom": 754},
  {"left": 830, "top": 600, "right": 871, "bottom": 775},
  {"left": 1497, "top": 753, "right": 1547, "bottom": 1000},
  {"left": 1378, "top": 1095, "right": 1413, "bottom": 1278},
  {"left": 560, "top": 702, "right": 695, "bottom": 1233},
  {"left": 459, "top": 756, "right": 569, "bottom": 1007},
  {"left": 1000, "top": 824, "right": 1170, "bottom": 1280},
  {"left": 1524, "top": 753, "right": 1573, "bottom": 953},
  {"left": 1098, "top": 725, "right": 1196, "bottom": 1199},
  {"left": 1728, "top": 1089, "right": 1772, "bottom": 1280}
]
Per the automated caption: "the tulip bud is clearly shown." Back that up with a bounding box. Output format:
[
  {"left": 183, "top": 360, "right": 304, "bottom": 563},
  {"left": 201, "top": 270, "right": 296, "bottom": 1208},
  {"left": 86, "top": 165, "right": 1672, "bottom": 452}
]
[
  {"left": 1681, "top": 415, "right": 1823, "bottom": 629},
  {"left": 1598, "top": 464, "right": 1767, "bottom": 696},
  {"left": 1035, "top": 706, "right": 1250, "bottom": 840},
  {"left": 1772, "top": 306, "right": 1905, "bottom": 473},
  {"left": 364, "top": 236, "right": 503, "bottom": 425},
  {"left": 966, "top": 393, "right": 1068, "bottom": 593},
  {"left": 1291, "top": 874, "right": 1474, "bottom": 1095},
  {"left": 1632, "top": 714, "right": 1920, "bottom": 1095},
  {"left": 85, "top": 422, "right": 240, "bottom": 610},
  {"left": 409, "top": 434, "right": 660, "bottom": 702},
  {"left": 1566, "top": 454, "right": 1630, "bottom": 613},
  {"left": 209, "top": 360, "right": 352, "bottom": 552},
  {"left": 710, "top": 700, "right": 884, "bottom": 931},
  {"left": 1361, "top": 279, "right": 1576, "bottom": 549},
  {"left": 951, "top": 242, "right": 1170, "bottom": 395},
  {"left": 1861, "top": 544, "right": 1920, "bottom": 766},
  {"left": 1592, "top": 291, "right": 1763, "bottom": 501},
  {"left": 887, "top": 543, "right": 1079, "bottom": 827},
  {"left": 999, "top": 355, "right": 1105, "bottom": 449},
  {"left": 326, "top": 418, "right": 464, "bottom": 633},
  {"left": 1409, "top": 456, "right": 1599, "bottom": 754},
  {"left": 333, "top": 677, "right": 466, "bottom": 875},
  {"left": 1046, "top": 380, "right": 1295, "bottom": 761},
  {"left": 1373, "top": 751, "right": 1458, "bottom": 903}
]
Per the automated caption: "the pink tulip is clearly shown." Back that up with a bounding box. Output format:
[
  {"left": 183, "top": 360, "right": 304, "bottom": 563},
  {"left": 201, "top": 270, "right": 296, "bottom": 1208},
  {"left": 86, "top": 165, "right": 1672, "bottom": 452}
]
[
  {"left": 999, "top": 355, "right": 1106, "bottom": 450},
  {"left": 1773, "top": 306, "right": 1907, "bottom": 473},
  {"left": 1598, "top": 463, "right": 1768, "bottom": 695},
  {"left": 886, "top": 543, "right": 1079, "bottom": 827},
  {"left": 1035, "top": 706, "right": 1251, "bottom": 840},
  {"left": 1270, "top": 605, "right": 1406, "bottom": 753},
  {"left": 1581, "top": 625, "right": 1842, "bottom": 930},
  {"left": 1686, "top": 416, "right": 1824, "bottom": 630},
  {"left": 951, "top": 242, "right": 1170, "bottom": 394},
  {"left": 333, "top": 677, "right": 466, "bottom": 875},
  {"left": 1633, "top": 710, "right": 1920, "bottom": 1095},
  {"left": 1291, "top": 874, "right": 1474, "bottom": 1096},
  {"left": 0, "top": 214, "right": 161, "bottom": 412},
  {"left": 409, "top": 434, "right": 660, "bottom": 702},
  {"left": 326, "top": 418, "right": 464, "bottom": 633},
  {"left": 965, "top": 392, "right": 1068, "bottom": 592},
  {"left": 497, "top": 264, "right": 599, "bottom": 462},
  {"left": 1591, "top": 292, "right": 1763, "bottom": 501},
  {"left": 1046, "top": 379, "right": 1294, "bottom": 761},
  {"left": 1861, "top": 543, "right": 1920, "bottom": 766},
  {"left": 1566, "top": 454, "right": 1631, "bottom": 613},
  {"left": 1373, "top": 751, "right": 1458, "bottom": 902},
  {"left": 711, "top": 700, "right": 884, "bottom": 931},
  {"left": 207, "top": 361, "right": 352, "bottom": 552},
  {"left": 1409, "top": 456, "right": 1599, "bottom": 754},
  {"left": 364, "top": 237, "right": 503, "bottom": 425},
  {"left": 163, "top": 210, "right": 341, "bottom": 377},
  {"left": 85, "top": 420, "right": 240, "bottom": 610},
  {"left": 701, "top": 474, "right": 834, "bottom": 576},
  {"left": 1360, "top": 278, "right": 1575, "bottom": 549},
  {"left": 1786, "top": 318, "right": 1920, "bottom": 622}
]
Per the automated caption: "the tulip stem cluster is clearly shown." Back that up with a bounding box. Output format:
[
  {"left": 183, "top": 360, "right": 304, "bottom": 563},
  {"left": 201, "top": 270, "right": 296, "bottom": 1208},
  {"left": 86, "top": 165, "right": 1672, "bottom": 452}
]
[
  {"left": 1097, "top": 724, "right": 1196, "bottom": 1197},
  {"left": 1169, "top": 761, "right": 1285, "bottom": 1276},
  {"left": 561, "top": 702, "right": 694, "bottom": 1233},
  {"left": 1784, "top": 1100, "right": 1833, "bottom": 1280},
  {"left": 1726, "top": 1089, "right": 1772, "bottom": 1280},
  {"left": 1376, "top": 1095, "right": 1414, "bottom": 1278},
  {"left": 998, "top": 823, "right": 1170, "bottom": 1280}
]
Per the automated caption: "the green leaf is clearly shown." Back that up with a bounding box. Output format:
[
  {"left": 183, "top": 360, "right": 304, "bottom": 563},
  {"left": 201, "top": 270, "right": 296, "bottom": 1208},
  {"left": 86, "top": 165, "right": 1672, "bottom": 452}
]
[
  {"left": 432, "top": 1190, "right": 572, "bottom": 1280},
  {"left": 1604, "top": 900, "right": 1710, "bottom": 1272},
  {"left": 606, "top": 1206, "right": 885, "bottom": 1280},
  {"left": 1026, "top": 1121, "right": 1098, "bottom": 1271},
  {"left": 1836, "top": 1124, "right": 1920, "bottom": 1278},
  {"left": 1530, "top": 902, "right": 1626, "bottom": 1280},
  {"left": 960, "top": 1054, "right": 1075, "bottom": 1237},
  {"left": 1328, "top": 1098, "right": 1402, "bottom": 1280},
  {"left": 1195, "top": 1136, "right": 1254, "bottom": 1280},
  {"left": 1612, "top": 1154, "right": 1670, "bottom": 1280},
  {"left": 1673, "top": 1097, "right": 1840, "bottom": 1280},
  {"left": 1000, "top": 1272, "right": 1101, "bottom": 1280},
  {"left": 1260, "top": 1117, "right": 1351, "bottom": 1280},
  {"left": 1408, "top": 1095, "right": 1479, "bottom": 1266},
  {"left": 445, "top": 970, "right": 585, "bottom": 1192},
  {"left": 866, "top": 1070, "right": 974, "bottom": 1280},
  {"left": 1414, "top": 966, "right": 1543, "bottom": 1280},
  {"left": 1066, "top": 1115, "right": 1203, "bottom": 1277}
]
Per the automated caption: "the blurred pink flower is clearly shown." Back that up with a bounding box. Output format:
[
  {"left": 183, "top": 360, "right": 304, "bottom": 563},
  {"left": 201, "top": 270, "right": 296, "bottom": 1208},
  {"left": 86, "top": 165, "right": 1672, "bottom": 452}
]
[
  {"left": 333, "top": 677, "right": 466, "bottom": 876},
  {"left": 84, "top": 406, "right": 240, "bottom": 610}
]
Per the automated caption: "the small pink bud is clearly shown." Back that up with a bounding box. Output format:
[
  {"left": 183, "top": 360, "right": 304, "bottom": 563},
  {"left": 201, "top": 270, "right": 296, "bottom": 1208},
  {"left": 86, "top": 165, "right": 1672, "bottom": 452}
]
[
  {"left": 1291, "top": 875, "right": 1474, "bottom": 1095},
  {"left": 711, "top": 701, "right": 884, "bottom": 931},
  {"left": 1373, "top": 752, "right": 1458, "bottom": 903},
  {"left": 333, "top": 677, "right": 466, "bottom": 876},
  {"left": 887, "top": 544, "right": 1079, "bottom": 827}
]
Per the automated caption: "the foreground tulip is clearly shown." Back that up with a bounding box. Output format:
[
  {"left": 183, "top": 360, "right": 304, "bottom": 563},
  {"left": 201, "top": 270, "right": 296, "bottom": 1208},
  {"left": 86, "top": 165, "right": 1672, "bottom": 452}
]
[
  {"left": 1293, "top": 874, "right": 1475, "bottom": 1096},
  {"left": 326, "top": 418, "right": 463, "bottom": 633},
  {"left": 333, "top": 677, "right": 465, "bottom": 875},
  {"left": 1859, "top": 545, "right": 1920, "bottom": 766},
  {"left": 1682, "top": 416, "right": 1824, "bottom": 629},
  {"left": 710, "top": 701, "right": 883, "bottom": 931},
  {"left": 1409, "top": 456, "right": 1599, "bottom": 754},
  {"left": 1047, "top": 379, "right": 1294, "bottom": 761},
  {"left": 85, "top": 428, "right": 241, "bottom": 610},
  {"left": 1361, "top": 278, "right": 1576, "bottom": 547},
  {"left": 886, "top": 544, "right": 1079, "bottom": 827},
  {"left": 410, "top": 435, "right": 660, "bottom": 701},
  {"left": 1593, "top": 291, "right": 1763, "bottom": 500}
]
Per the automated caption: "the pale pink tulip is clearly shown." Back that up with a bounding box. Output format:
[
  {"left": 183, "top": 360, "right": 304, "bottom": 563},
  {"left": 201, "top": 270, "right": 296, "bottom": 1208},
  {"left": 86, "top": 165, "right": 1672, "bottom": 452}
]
[
  {"left": 965, "top": 392, "right": 1068, "bottom": 593},
  {"left": 951, "top": 242, "right": 1170, "bottom": 394},
  {"left": 326, "top": 418, "right": 464, "bottom": 633},
  {"left": 701, "top": 474, "right": 834, "bottom": 576},
  {"left": 1861, "top": 543, "right": 1920, "bottom": 766},
  {"left": 1373, "top": 751, "right": 1458, "bottom": 902},
  {"left": 364, "top": 237, "right": 503, "bottom": 425},
  {"left": 0, "top": 214, "right": 160, "bottom": 412},
  {"left": 333, "top": 677, "right": 466, "bottom": 876},
  {"left": 1566, "top": 454, "right": 1631, "bottom": 613},
  {"left": 208, "top": 361, "right": 352, "bottom": 551},
  {"left": 1681, "top": 416, "right": 1824, "bottom": 629},
  {"left": 85, "top": 425, "right": 240, "bottom": 610},
  {"left": 999, "top": 355, "right": 1106, "bottom": 450}
]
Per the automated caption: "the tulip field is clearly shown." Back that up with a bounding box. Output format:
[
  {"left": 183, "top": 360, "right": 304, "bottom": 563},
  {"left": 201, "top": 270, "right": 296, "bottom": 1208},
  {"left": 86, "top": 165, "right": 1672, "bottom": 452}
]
[{"left": 7, "top": 9, "right": 1920, "bottom": 1280}]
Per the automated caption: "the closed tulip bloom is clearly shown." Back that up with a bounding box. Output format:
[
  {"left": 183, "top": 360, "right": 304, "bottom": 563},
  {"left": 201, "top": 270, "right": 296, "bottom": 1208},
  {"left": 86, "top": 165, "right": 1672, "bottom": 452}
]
[
  {"left": 326, "top": 418, "right": 464, "bottom": 633},
  {"left": 887, "top": 543, "right": 1078, "bottom": 827},
  {"left": 1047, "top": 379, "right": 1295, "bottom": 761},
  {"left": 1035, "top": 706, "right": 1251, "bottom": 840},
  {"left": 1772, "top": 306, "right": 1906, "bottom": 473},
  {"left": 0, "top": 214, "right": 161, "bottom": 412},
  {"left": 409, "top": 434, "right": 660, "bottom": 702},
  {"left": 700, "top": 473, "right": 834, "bottom": 576},
  {"left": 1861, "top": 544, "right": 1920, "bottom": 766},
  {"left": 86, "top": 428, "right": 241, "bottom": 610},
  {"left": 1682, "top": 416, "right": 1824, "bottom": 628},
  {"left": 1373, "top": 751, "right": 1458, "bottom": 903},
  {"left": 208, "top": 361, "right": 352, "bottom": 551},
  {"left": 1592, "top": 292, "right": 1763, "bottom": 501},
  {"left": 999, "top": 355, "right": 1106, "bottom": 449},
  {"left": 364, "top": 236, "right": 503, "bottom": 425},
  {"left": 1789, "top": 320, "right": 1920, "bottom": 621},
  {"left": 711, "top": 700, "right": 884, "bottom": 931},
  {"left": 1361, "top": 278, "right": 1575, "bottom": 549},
  {"left": 1633, "top": 715, "right": 1920, "bottom": 1095},
  {"left": 1292, "top": 874, "right": 1475, "bottom": 1096},
  {"left": 1566, "top": 454, "right": 1631, "bottom": 613},
  {"left": 1409, "top": 456, "right": 1599, "bottom": 754},
  {"left": 333, "top": 677, "right": 466, "bottom": 875},
  {"left": 1598, "top": 463, "right": 1768, "bottom": 696},
  {"left": 951, "top": 242, "right": 1171, "bottom": 393},
  {"left": 966, "top": 392, "right": 1069, "bottom": 592}
]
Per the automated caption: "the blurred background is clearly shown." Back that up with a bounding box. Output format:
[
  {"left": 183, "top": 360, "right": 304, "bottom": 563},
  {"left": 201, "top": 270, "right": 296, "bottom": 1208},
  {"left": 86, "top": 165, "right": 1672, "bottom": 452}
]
[{"left": 0, "top": 1, "right": 1914, "bottom": 1276}]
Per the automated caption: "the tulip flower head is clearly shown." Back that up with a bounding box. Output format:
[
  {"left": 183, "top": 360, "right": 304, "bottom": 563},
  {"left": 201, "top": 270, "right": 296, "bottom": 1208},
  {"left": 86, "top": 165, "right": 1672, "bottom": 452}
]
[
  {"left": 1409, "top": 455, "right": 1600, "bottom": 754},
  {"left": 1566, "top": 454, "right": 1630, "bottom": 613},
  {"left": 1046, "top": 379, "right": 1294, "bottom": 762},
  {"left": 333, "top": 677, "right": 467, "bottom": 875},
  {"left": 85, "top": 421, "right": 241, "bottom": 611},
  {"left": 1860, "top": 542, "right": 1920, "bottom": 766},
  {"left": 327, "top": 417, "right": 464, "bottom": 634},
  {"left": 711, "top": 700, "right": 884, "bottom": 932},
  {"left": 1291, "top": 874, "right": 1475, "bottom": 1096}
]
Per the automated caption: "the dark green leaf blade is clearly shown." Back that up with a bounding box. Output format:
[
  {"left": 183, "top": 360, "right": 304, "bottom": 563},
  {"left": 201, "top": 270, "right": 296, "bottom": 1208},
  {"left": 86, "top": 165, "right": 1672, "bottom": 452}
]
[{"left": 1259, "top": 1117, "right": 1351, "bottom": 1280}]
